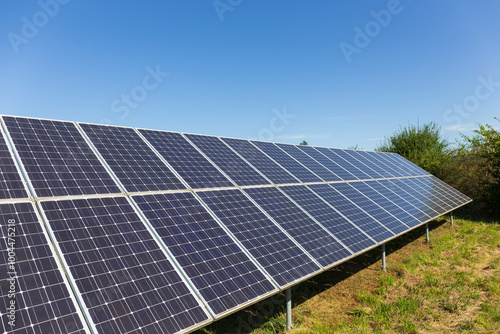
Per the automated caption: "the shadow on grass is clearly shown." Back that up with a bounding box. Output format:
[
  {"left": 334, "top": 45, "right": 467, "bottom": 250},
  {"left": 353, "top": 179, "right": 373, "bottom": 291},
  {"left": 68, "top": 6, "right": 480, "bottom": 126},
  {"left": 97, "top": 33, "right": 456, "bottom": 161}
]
[{"left": 195, "top": 218, "right": 449, "bottom": 334}]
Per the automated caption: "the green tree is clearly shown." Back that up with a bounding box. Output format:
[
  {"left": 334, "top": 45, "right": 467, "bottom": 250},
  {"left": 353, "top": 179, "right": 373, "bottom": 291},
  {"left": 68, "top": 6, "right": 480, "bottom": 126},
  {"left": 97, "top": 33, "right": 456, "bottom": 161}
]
[
  {"left": 461, "top": 117, "right": 500, "bottom": 169},
  {"left": 299, "top": 140, "right": 308, "bottom": 145},
  {"left": 375, "top": 122, "right": 449, "bottom": 177}
]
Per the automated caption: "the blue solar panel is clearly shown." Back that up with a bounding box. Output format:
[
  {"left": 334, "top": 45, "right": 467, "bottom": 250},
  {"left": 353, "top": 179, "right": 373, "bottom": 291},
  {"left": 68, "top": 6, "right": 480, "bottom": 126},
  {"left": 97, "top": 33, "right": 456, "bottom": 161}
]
[
  {"left": 275, "top": 143, "right": 339, "bottom": 181},
  {"left": 132, "top": 192, "right": 276, "bottom": 316},
  {"left": 0, "top": 129, "right": 29, "bottom": 199},
  {"left": 251, "top": 141, "right": 322, "bottom": 183},
  {"left": 388, "top": 179, "right": 442, "bottom": 218},
  {"left": 324, "top": 148, "right": 372, "bottom": 180},
  {"left": 79, "top": 123, "right": 186, "bottom": 193},
  {"left": 374, "top": 179, "right": 435, "bottom": 222},
  {"left": 308, "top": 184, "right": 393, "bottom": 243},
  {"left": 349, "top": 151, "right": 393, "bottom": 178},
  {"left": 40, "top": 197, "right": 211, "bottom": 334},
  {"left": 349, "top": 181, "right": 420, "bottom": 230},
  {"left": 388, "top": 154, "right": 430, "bottom": 176},
  {"left": 185, "top": 134, "right": 270, "bottom": 186},
  {"left": 138, "top": 130, "right": 234, "bottom": 189},
  {"left": 221, "top": 138, "right": 299, "bottom": 185},
  {"left": 0, "top": 202, "right": 88, "bottom": 334},
  {"left": 429, "top": 176, "right": 472, "bottom": 206},
  {"left": 329, "top": 183, "right": 408, "bottom": 235},
  {"left": 243, "top": 187, "right": 351, "bottom": 267},
  {"left": 197, "top": 189, "right": 321, "bottom": 287},
  {"left": 296, "top": 145, "right": 356, "bottom": 181},
  {"left": 279, "top": 185, "right": 374, "bottom": 253},
  {"left": 334, "top": 150, "right": 384, "bottom": 179},
  {"left": 2, "top": 116, "right": 121, "bottom": 197},
  {"left": 364, "top": 151, "right": 405, "bottom": 177},
  {"left": 404, "top": 177, "right": 453, "bottom": 213}
]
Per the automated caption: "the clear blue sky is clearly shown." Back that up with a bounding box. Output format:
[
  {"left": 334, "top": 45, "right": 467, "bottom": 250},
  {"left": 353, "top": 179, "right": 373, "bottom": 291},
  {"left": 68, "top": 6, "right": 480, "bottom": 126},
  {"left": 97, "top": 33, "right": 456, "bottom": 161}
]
[{"left": 1, "top": 1, "right": 499, "bottom": 150}]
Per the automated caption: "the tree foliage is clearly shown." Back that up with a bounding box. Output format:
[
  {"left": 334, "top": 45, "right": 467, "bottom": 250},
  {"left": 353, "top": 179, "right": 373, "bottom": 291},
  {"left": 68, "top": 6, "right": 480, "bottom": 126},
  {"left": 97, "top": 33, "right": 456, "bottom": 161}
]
[
  {"left": 375, "top": 122, "right": 449, "bottom": 177},
  {"left": 299, "top": 140, "right": 308, "bottom": 146}
]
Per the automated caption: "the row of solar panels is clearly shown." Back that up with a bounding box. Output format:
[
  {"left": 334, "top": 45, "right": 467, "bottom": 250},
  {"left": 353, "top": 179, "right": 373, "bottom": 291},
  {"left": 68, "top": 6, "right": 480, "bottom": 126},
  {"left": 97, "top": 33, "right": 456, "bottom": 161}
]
[
  {"left": 0, "top": 115, "right": 471, "bottom": 334},
  {"left": 0, "top": 115, "right": 428, "bottom": 200}
]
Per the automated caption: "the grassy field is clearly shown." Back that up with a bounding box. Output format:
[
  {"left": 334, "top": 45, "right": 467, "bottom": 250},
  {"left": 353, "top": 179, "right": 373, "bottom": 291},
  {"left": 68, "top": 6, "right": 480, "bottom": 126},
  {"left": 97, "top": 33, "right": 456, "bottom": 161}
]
[{"left": 197, "top": 215, "right": 500, "bottom": 333}]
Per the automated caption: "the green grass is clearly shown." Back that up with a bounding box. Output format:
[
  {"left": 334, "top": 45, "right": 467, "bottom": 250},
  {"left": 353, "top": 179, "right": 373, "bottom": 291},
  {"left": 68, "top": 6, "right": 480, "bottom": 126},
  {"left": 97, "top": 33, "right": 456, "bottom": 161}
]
[{"left": 196, "top": 216, "right": 500, "bottom": 334}]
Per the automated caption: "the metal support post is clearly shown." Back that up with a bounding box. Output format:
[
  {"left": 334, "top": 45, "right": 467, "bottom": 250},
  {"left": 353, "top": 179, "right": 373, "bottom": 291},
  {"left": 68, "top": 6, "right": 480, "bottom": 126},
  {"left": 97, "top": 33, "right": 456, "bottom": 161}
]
[
  {"left": 450, "top": 211, "right": 454, "bottom": 226},
  {"left": 381, "top": 244, "right": 386, "bottom": 272},
  {"left": 425, "top": 223, "right": 430, "bottom": 243},
  {"left": 286, "top": 288, "right": 292, "bottom": 330}
]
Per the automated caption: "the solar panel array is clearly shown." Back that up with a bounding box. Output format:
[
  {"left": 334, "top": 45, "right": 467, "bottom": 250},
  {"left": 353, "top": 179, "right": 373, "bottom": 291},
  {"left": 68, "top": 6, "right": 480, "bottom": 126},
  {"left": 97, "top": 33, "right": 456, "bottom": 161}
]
[{"left": 0, "top": 115, "right": 471, "bottom": 334}]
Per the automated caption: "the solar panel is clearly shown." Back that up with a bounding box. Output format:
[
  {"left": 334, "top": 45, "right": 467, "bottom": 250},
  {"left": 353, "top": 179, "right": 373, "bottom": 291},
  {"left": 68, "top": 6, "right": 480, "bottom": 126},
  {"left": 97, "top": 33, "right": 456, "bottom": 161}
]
[
  {"left": 404, "top": 177, "right": 454, "bottom": 213},
  {"left": 388, "top": 153, "right": 430, "bottom": 176},
  {"left": 0, "top": 128, "right": 29, "bottom": 199},
  {"left": 374, "top": 179, "right": 435, "bottom": 222},
  {"left": 307, "top": 184, "right": 393, "bottom": 243},
  {"left": 279, "top": 185, "right": 375, "bottom": 253},
  {"left": 184, "top": 134, "right": 270, "bottom": 186},
  {"left": 274, "top": 143, "right": 340, "bottom": 181},
  {"left": 250, "top": 141, "right": 322, "bottom": 183},
  {"left": 132, "top": 192, "right": 276, "bottom": 316},
  {"left": 334, "top": 150, "right": 384, "bottom": 179},
  {"left": 221, "top": 138, "right": 299, "bottom": 185},
  {"left": 348, "top": 151, "right": 393, "bottom": 178},
  {"left": 0, "top": 202, "right": 88, "bottom": 334},
  {"left": 296, "top": 145, "right": 357, "bottom": 181},
  {"left": 388, "top": 179, "right": 442, "bottom": 218},
  {"left": 40, "top": 197, "right": 211, "bottom": 334},
  {"left": 79, "top": 123, "right": 186, "bottom": 193},
  {"left": 196, "top": 189, "right": 321, "bottom": 287},
  {"left": 243, "top": 187, "right": 352, "bottom": 267},
  {"left": 366, "top": 152, "right": 405, "bottom": 177},
  {"left": 138, "top": 130, "right": 234, "bottom": 189},
  {"left": 322, "top": 148, "right": 372, "bottom": 180},
  {"left": 2, "top": 116, "right": 121, "bottom": 197},
  {"left": 349, "top": 181, "right": 421, "bottom": 229},
  {"left": 429, "top": 176, "right": 472, "bottom": 206},
  {"left": 329, "top": 183, "right": 408, "bottom": 235}
]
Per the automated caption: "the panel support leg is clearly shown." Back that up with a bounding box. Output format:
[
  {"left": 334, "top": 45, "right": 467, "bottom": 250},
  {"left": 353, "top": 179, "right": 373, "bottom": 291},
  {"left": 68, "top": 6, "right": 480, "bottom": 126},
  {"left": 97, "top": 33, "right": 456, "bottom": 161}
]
[
  {"left": 450, "top": 211, "right": 454, "bottom": 226},
  {"left": 286, "top": 288, "right": 292, "bottom": 330},
  {"left": 381, "top": 244, "right": 386, "bottom": 272},
  {"left": 425, "top": 223, "right": 430, "bottom": 243}
]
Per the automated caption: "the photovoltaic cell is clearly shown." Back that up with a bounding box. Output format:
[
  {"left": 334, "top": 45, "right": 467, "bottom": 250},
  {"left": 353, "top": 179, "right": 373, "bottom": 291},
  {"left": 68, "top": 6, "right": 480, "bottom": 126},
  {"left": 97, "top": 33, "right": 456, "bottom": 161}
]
[
  {"left": 243, "top": 187, "right": 351, "bottom": 267},
  {"left": 279, "top": 185, "right": 374, "bottom": 253},
  {"left": 40, "top": 197, "right": 210, "bottom": 334},
  {"left": 364, "top": 151, "right": 404, "bottom": 177},
  {"left": 389, "top": 154, "right": 429, "bottom": 176},
  {"left": 251, "top": 141, "right": 322, "bottom": 183},
  {"left": 275, "top": 143, "right": 339, "bottom": 182},
  {"left": 324, "top": 149, "right": 372, "bottom": 180},
  {"left": 374, "top": 179, "right": 434, "bottom": 222},
  {"left": 0, "top": 129, "right": 28, "bottom": 199},
  {"left": 79, "top": 124, "right": 185, "bottom": 193},
  {"left": 350, "top": 151, "right": 393, "bottom": 178},
  {"left": 296, "top": 146, "right": 355, "bottom": 181},
  {"left": 349, "top": 181, "right": 420, "bottom": 230},
  {"left": 132, "top": 192, "right": 275, "bottom": 316},
  {"left": 0, "top": 202, "right": 87, "bottom": 334},
  {"left": 2, "top": 116, "right": 121, "bottom": 197},
  {"left": 197, "top": 189, "right": 320, "bottom": 287},
  {"left": 388, "top": 179, "right": 441, "bottom": 218},
  {"left": 336, "top": 150, "right": 384, "bottom": 179},
  {"left": 404, "top": 177, "right": 453, "bottom": 213},
  {"left": 330, "top": 183, "right": 407, "bottom": 235},
  {"left": 138, "top": 130, "right": 234, "bottom": 189},
  {"left": 430, "top": 176, "right": 471, "bottom": 206},
  {"left": 308, "top": 184, "right": 393, "bottom": 243},
  {"left": 185, "top": 134, "right": 270, "bottom": 186},
  {"left": 221, "top": 138, "right": 299, "bottom": 185}
]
